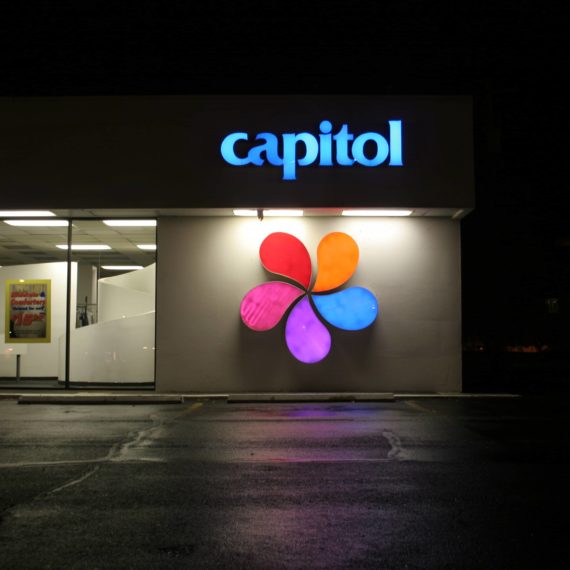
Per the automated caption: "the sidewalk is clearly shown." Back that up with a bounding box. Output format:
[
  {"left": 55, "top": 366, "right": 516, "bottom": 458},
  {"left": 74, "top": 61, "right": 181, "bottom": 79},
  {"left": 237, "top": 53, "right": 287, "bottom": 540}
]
[{"left": 0, "top": 391, "right": 520, "bottom": 404}]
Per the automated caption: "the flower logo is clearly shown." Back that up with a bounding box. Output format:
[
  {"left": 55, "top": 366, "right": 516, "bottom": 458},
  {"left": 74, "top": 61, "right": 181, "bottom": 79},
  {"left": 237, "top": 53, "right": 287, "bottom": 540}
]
[{"left": 240, "top": 232, "right": 378, "bottom": 363}]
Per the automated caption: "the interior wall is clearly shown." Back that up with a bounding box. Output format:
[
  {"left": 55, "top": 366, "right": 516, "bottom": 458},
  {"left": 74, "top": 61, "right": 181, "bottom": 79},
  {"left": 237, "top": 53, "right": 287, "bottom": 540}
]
[
  {"left": 0, "top": 262, "right": 77, "bottom": 378},
  {"left": 98, "top": 264, "right": 155, "bottom": 322},
  {"left": 156, "top": 217, "right": 462, "bottom": 393}
]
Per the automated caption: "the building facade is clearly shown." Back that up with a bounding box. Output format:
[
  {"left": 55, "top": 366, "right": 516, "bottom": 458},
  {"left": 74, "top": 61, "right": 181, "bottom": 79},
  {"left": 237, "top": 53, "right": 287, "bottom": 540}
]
[{"left": 0, "top": 95, "right": 473, "bottom": 393}]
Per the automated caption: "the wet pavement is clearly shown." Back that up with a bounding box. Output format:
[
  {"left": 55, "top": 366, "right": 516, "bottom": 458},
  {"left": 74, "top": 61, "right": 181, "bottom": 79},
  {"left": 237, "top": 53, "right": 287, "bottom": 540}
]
[{"left": 0, "top": 398, "right": 568, "bottom": 568}]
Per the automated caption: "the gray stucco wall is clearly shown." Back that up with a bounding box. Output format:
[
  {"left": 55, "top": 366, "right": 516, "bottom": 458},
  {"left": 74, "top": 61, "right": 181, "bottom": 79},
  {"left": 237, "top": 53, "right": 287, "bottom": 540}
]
[{"left": 156, "top": 216, "right": 462, "bottom": 393}]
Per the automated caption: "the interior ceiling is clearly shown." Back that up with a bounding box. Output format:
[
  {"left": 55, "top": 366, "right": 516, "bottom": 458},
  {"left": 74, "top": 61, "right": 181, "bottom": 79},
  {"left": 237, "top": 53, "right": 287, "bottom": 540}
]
[{"left": 0, "top": 220, "right": 156, "bottom": 267}]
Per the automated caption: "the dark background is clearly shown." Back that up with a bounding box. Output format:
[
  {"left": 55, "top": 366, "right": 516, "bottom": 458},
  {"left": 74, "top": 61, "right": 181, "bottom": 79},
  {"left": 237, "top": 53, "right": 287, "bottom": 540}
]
[{"left": 1, "top": 1, "right": 568, "bottom": 390}]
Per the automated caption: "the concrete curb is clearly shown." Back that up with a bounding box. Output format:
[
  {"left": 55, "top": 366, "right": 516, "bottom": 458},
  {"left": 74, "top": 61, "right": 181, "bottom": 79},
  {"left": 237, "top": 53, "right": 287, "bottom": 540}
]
[
  {"left": 18, "top": 394, "right": 185, "bottom": 405},
  {"left": 227, "top": 392, "right": 395, "bottom": 403},
  {"left": 393, "top": 393, "right": 522, "bottom": 398},
  {"left": 0, "top": 391, "right": 522, "bottom": 404}
]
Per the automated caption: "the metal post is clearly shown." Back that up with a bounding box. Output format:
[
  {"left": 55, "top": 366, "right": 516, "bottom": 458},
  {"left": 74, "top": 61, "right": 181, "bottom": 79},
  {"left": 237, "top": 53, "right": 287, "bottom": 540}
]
[{"left": 64, "top": 219, "right": 72, "bottom": 390}]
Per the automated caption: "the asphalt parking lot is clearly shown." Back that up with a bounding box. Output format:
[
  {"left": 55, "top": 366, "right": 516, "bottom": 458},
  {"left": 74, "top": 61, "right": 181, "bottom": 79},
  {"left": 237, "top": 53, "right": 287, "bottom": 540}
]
[{"left": 0, "top": 397, "right": 568, "bottom": 569}]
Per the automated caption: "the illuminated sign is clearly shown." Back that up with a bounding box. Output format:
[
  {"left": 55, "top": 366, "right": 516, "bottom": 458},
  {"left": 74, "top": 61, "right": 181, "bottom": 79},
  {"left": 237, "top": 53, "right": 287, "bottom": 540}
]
[
  {"left": 240, "top": 232, "right": 378, "bottom": 364},
  {"left": 221, "top": 120, "right": 403, "bottom": 180}
]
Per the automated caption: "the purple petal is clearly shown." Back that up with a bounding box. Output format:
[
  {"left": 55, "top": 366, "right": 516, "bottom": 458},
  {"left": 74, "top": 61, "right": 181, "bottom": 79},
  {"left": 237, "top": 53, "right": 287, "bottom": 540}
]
[
  {"left": 240, "top": 282, "right": 304, "bottom": 331},
  {"left": 285, "top": 297, "right": 331, "bottom": 363}
]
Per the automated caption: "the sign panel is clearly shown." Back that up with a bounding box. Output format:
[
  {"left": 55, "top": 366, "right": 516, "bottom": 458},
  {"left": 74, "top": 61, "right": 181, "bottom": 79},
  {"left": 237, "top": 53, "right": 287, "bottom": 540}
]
[
  {"left": 5, "top": 280, "right": 51, "bottom": 343},
  {"left": 0, "top": 95, "right": 474, "bottom": 209}
]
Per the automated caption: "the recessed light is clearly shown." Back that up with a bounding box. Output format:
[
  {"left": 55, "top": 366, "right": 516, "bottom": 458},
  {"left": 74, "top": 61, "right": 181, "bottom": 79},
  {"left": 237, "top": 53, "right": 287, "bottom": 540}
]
[
  {"left": 103, "top": 220, "right": 157, "bottom": 227},
  {"left": 264, "top": 210, "right": 304, "bottom": 217},
  {"left": 0, "top": 210, "right": 55, "bottom": 217},
  {"left": 341, "top": 209, "right": 413, "bottom": 217},
  {"left": 56, "top": 244, "right": 111, "bottom": 251},
  {"left": 101, "top": 265, "right": 143, "bottom": 270},
  {"left": 4, "top": 220, "right": 69, "bottom": 227},
  {"left": 233, "top": 209, "right": 304, "bottom": 217},
  {"left": 137, "top": 244, "right": 157, "bottom": 251}
]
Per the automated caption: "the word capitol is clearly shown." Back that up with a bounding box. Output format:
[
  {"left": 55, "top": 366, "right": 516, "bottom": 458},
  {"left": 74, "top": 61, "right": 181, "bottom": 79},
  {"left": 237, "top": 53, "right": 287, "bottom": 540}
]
[{"left": 220, "top": 120, "right": 403, "bottom": 180}]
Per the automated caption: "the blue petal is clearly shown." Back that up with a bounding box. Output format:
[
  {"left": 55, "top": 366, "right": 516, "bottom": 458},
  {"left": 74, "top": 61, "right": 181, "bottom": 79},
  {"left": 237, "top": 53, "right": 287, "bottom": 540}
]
[{"left": 312, "top": 287, "right": 378, "bottom": 331}]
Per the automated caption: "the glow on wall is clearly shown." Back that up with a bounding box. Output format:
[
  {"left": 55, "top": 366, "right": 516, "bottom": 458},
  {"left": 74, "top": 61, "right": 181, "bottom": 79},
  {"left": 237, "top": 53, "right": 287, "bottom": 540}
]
[{"left": 240, "top": 232, "right": 378, "bottom": 363}]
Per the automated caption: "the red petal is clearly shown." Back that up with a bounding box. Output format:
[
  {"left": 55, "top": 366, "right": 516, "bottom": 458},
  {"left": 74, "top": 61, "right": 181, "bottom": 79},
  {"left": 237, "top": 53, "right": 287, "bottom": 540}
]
[{"left": 259, "top": 232, "right": 312, "bottom": 289}]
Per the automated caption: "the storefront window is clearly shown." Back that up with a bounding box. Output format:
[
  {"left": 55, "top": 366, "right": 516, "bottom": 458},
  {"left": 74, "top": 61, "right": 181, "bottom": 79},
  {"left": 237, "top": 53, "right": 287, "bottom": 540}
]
[
  {"left": 69, "top": 220, "right": 156, "bottom": 386},
  {"left": 0, "top": 217, "right": 70, "bottom": 388},
  {"left": 0, "top": 216, "right": 157, "bottom": 389}
]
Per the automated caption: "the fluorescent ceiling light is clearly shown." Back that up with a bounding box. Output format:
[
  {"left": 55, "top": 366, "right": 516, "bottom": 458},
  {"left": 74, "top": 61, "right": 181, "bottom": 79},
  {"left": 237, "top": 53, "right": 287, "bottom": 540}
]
[
  {"left": 4, "top": 220, "right": 69, "bottom": 227},
  {"left": 101, "top": 265, "right": 143, "bottom": 271},
  {"left": 341, "top": 209, "right": 413, "bottom": 217},
  {"left": 56, "top": 244, "right": 111, "bottom": 251},
  {"left": 0, "top": 210, "right": 55, "bottom": 217},
  {"left": 103, "top": 220, "right": 157, "bottom": 227},
  {"left": 137, "top": 244, "right": 157, "bottom": 251},
  {"left": 264, "top": 210, "right": 304, "bottom": 217},
  {"left": 233, "top": 209, "right": 304, "bottom": 217}
]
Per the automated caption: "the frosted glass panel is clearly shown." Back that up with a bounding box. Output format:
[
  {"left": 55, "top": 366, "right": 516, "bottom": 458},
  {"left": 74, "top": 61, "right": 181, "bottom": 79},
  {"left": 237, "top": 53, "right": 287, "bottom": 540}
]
[
  {"left": 64, "top": 312, "right": 155, "bottom": 382},
  {"left": 70, "top": 220, "right": 156, "bottom": 384}
]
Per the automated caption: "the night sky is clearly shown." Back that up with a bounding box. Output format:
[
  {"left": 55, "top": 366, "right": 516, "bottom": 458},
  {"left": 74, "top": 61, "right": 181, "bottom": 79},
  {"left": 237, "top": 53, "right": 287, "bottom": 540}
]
[{"left": 2, "top": 2, "right": 568, "bottom": 351}]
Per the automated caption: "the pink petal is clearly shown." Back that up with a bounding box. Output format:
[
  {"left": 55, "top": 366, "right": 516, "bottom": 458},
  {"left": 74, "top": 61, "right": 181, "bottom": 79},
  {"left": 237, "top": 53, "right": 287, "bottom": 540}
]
[{"left": 240, "top": 282, "right": 304, "bottom": 331}]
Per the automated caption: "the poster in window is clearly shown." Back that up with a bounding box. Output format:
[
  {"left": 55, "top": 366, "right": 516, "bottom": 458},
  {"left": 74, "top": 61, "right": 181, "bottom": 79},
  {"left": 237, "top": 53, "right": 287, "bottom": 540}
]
[{"left": 5, "top": 280, "right": 51, "bottom": 343}]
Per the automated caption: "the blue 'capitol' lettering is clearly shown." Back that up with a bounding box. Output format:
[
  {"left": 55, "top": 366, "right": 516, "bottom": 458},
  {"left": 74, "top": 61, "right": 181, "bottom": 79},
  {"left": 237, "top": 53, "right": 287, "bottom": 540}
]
[{"left": 220, "top": 120, "right": 403, "bottom": 180}]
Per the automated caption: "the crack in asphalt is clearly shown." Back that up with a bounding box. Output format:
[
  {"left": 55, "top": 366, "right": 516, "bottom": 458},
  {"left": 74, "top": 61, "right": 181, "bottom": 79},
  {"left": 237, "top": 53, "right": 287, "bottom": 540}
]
[
  {"left": 47, "top": 464, "right": 102, "bottom": 495},
  {"left": 0, "top": 414, "right": 163, "bottom": 469},
  {"left": 382, "top": 430, "right": 404, "bottom": 460},
  {"left": 0, "top": 403, "right": 204, "bottom": 524},
  {"left": 0, "top": 403, "right": 204, "bottom": 470}
]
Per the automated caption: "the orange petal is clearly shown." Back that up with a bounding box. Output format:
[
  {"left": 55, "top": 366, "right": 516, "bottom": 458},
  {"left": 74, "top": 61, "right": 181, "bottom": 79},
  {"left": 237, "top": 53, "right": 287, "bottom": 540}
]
[{"left": 312, "top": 232, "right": 359, "bottom": 292}]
